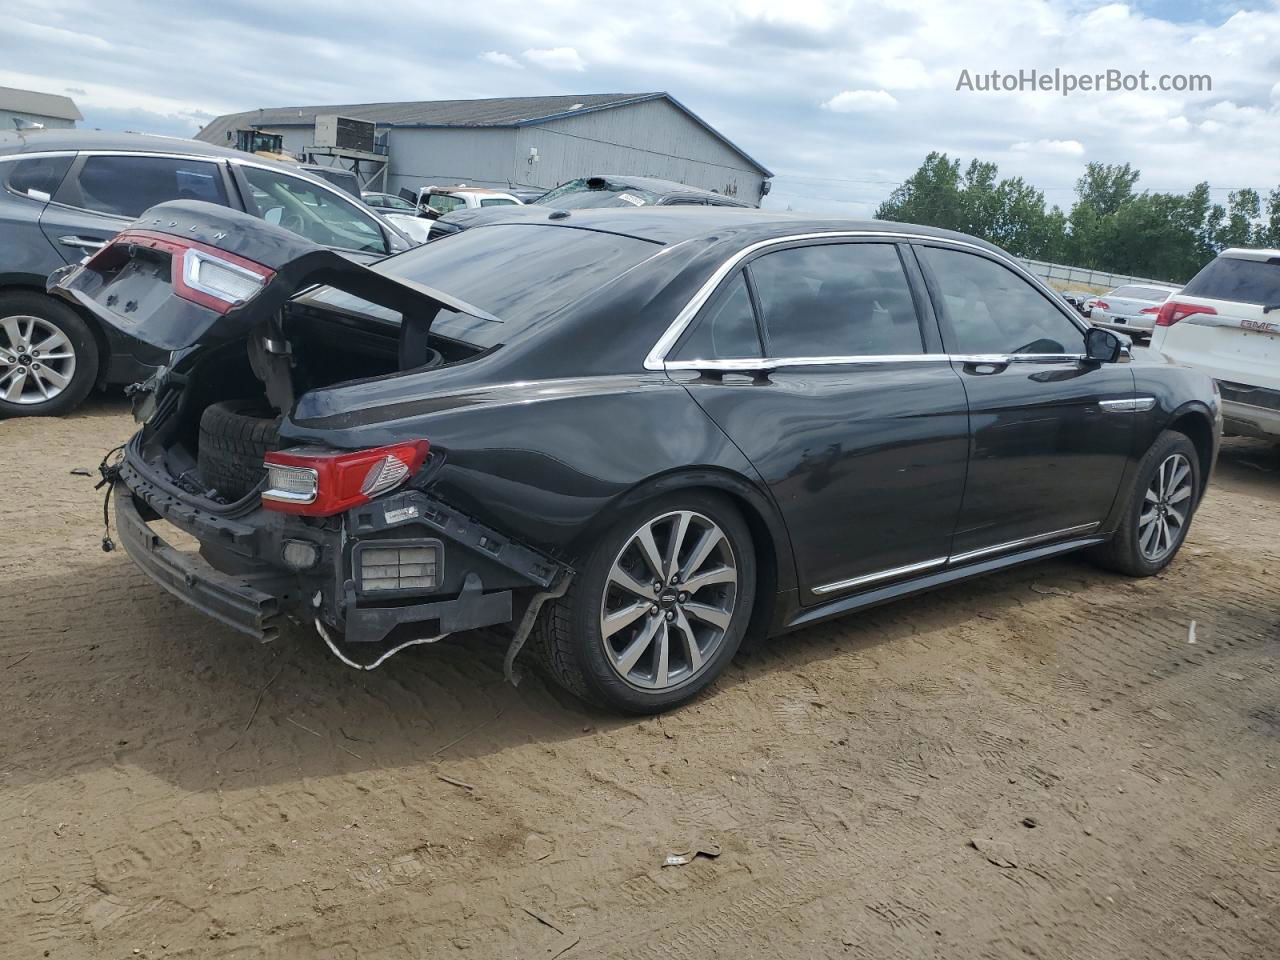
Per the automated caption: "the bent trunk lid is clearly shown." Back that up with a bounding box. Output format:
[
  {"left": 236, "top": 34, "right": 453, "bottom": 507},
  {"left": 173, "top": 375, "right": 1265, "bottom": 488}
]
[{"left": 48, "top": 199, "right": 498, "bottom": 352}]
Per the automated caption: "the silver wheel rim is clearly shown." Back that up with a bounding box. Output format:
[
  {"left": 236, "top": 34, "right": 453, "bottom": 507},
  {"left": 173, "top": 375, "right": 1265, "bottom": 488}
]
[
  {"left": 600, "top": 509, "right": 738, "bottom": 691},
  {"left": 0, "top": 315, "right": 76, "bottom": 405},
  {"left": 1138, "top": 452, "right": 1193, "bottom": 562}
]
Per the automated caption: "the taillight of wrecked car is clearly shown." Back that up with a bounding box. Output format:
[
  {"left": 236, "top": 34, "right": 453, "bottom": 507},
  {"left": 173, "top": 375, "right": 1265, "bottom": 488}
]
[
  {"left": 261, "top": 441, "right": 431, "bottom": 516},
  {"left": 90, "top": 230, "right": 275, "bottom": 315}
]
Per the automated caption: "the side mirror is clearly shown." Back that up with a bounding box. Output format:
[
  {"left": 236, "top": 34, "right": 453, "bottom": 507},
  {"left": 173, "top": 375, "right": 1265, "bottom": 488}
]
[{"left": 1084, "top": 327, "right": 1123, "bottom": 363}]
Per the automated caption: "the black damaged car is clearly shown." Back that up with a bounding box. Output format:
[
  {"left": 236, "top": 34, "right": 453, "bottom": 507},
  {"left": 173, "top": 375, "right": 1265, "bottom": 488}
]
[{"left": 51, "top": 201, "right": 1221, "bottom": 713}]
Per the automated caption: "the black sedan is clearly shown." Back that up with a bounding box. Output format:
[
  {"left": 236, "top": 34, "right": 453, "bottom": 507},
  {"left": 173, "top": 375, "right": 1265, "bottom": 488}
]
[{"left": 51, "top": 202, "right": 1221, "bottom": 713}]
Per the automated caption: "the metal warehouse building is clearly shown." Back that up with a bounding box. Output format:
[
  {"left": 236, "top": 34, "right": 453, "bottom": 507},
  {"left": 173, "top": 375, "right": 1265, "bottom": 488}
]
[
  {"left": 196, "top": 92, "right": 772, "bottom": 203},
  {"left": 0, "top": 85, "right": 82, "bottom": 131}
]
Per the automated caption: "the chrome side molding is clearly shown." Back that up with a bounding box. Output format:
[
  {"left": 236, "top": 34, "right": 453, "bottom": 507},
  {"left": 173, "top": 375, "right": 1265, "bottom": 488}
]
[
  {"left": 1100, "top": 397, "right": 1156, "bottom": 414},
  {"left": 811, "top": 521, "right": 1102, "bottom": 596},
  {"left": 811, "top": 556, "right": 948, "bottom": 596}
]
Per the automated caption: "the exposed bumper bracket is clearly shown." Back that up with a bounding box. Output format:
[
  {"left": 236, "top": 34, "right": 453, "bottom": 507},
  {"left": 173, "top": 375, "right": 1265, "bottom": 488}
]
[{"left": 116, "top": 489, "right": 286, "bottom": 641}]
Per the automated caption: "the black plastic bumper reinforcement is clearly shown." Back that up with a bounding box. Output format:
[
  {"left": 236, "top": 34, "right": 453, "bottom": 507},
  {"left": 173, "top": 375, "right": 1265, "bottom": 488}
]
[{"left": 115, "top": 488, "right": 286, "bottom": 641}]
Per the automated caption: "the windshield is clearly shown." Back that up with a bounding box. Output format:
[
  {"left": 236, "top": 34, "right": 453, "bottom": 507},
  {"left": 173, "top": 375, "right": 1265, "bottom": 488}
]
[
  {"left": 535, "top": 178, "right": 660, "bottom": 209},
  {"left": 304, "top": 224, "right": 661, "bottom": 348}
]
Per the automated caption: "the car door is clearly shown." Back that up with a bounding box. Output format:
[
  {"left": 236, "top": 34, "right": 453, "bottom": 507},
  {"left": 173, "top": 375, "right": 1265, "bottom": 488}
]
[
  {"left": 663, "top": 238, "right": 970, "bottom": 599},
  {"left": 0, "top": 153, "right": 76, "bottom": 272},
  {"left": 40, "top": 152, "right": 232, "bottom": 263},
  {"left": 913, "top": 242, "right": 1136, "bottom": 560}
]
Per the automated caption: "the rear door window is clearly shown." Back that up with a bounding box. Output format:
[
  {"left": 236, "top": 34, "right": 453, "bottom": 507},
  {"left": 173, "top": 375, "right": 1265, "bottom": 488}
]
[
  {"left": 3, "top": 155, "right": 74, "bottom": 201},
  {"left": 748, "top": 242, "right": 926, "bottom": 357},
  {"left": 1180, "top": 256, "right": 1280, "bottom": 306},
  {"left": 60, "top": 155, "right": 227, "bottom": 218}
]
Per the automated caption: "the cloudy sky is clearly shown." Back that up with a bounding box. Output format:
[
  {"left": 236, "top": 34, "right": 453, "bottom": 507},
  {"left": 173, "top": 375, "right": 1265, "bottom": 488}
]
[{"left": 2, "top": 0, "right": 1278, "bottom": 216}]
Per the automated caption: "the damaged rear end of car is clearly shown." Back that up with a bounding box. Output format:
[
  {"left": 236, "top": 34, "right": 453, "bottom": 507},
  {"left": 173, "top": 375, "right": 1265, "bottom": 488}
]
[{"left": 50, "top": 199, "right": 577, "bottom": 671}]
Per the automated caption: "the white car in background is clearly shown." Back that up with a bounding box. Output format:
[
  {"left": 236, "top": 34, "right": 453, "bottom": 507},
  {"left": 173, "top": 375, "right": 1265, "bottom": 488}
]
[
  {"left": 419, "top": 185, "right": 523, "bottom": 217},
  {"left": 1150, "top": 248, "right": 1280, "bottom": 442},
  {"left": 1089, "top": 283, "right": 1181, "bottom": 335}
]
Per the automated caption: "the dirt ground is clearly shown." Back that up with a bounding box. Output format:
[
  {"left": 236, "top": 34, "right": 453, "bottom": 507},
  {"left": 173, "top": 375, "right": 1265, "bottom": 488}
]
[{"left": 2, "top": 395, "right": 1278, "bottom": 960}]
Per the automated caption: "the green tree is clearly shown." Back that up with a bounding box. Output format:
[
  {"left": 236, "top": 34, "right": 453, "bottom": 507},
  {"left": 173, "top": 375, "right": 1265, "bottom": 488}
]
[{"left": 1216, "top": 189, "right": 1261, "bottom": 248}]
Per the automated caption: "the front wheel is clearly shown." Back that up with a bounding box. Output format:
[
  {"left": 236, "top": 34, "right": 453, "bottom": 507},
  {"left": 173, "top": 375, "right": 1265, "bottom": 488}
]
[
  {"left": 533, "top": 491, "right": 756, "bottom": 713},
  {"left": 1091, "top": 430, "right": 1201, "bottom": 577}
]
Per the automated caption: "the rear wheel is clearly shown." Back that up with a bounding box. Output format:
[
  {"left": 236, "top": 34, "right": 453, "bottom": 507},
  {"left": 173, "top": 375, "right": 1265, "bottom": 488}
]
[
  {"left": 0, "top": 291, "right": 98, "bottom": 417},
  {"left": 533, "top": 491, "right": 756, "bottom": 713},
  {"left": 1091, "top": 430, "right": 1200, "bottom": 577}
]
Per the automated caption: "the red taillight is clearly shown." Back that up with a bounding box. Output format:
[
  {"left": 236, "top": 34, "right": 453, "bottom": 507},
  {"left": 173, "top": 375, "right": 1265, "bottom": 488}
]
[
  {"left": 1155, "top": 301, "right": 1217, "bottom": 328},
  {"left": 262, "top": 440, "right": 430, "bottom": 516},
  {"left": 1139, "top": 305, "right": 1161, "bottom": 315},
  {"left": 1095, "top": 300, "right": 1110, "bottom": 310},
  {"left": 88, "top": 229, "right": 274, "bottom": 315}
]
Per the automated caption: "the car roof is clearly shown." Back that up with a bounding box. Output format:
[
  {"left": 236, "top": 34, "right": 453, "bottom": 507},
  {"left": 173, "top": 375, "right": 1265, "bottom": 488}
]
[
  {"left": 0, "top": 129, "right": 248, "bottom": 160},
  {"left": 1219, "top": 247, "right": 1280, "bottom": 261},
  {"left": 463, "top": 206, "right": 1012, "bottom": 255},
  {"left": 577, "top": 174, "right": 745, "bottom": 201}
]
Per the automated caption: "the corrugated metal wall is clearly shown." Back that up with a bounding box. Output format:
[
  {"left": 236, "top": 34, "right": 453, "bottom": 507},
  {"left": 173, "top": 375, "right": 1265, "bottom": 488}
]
[
  {"left": 515, "top": 100, "right": 764, "bottom": 201},
  {"left": 0, "top": 111, "right": 75, "bottom": 130},
  {"left": 237, "top": 99, "right": 766, "bottom": 201},
  {"left": 384, "top": 127, "right": 517, "bottom": 195}
]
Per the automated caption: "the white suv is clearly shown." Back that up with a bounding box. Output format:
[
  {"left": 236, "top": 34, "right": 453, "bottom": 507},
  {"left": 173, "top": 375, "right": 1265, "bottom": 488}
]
[{"left": 1150, "top": 248, "right": 1280, "bottom": 441}]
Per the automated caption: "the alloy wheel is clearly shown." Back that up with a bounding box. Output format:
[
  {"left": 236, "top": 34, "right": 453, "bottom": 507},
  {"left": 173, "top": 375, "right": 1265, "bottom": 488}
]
[
  {"left": 599, "top": 509, "right": 739, "bottom": 690},
  {"left": 0, "top": 315, "right": 77, "bottom": 405},
  {"left": 1138, "top": 452, "right": 1193, "bottom": 562}
]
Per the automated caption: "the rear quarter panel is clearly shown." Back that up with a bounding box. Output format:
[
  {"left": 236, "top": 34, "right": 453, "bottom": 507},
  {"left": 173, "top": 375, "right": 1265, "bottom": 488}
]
[{"left": 283, "top": 373, "right": 796, "bottom": 588}]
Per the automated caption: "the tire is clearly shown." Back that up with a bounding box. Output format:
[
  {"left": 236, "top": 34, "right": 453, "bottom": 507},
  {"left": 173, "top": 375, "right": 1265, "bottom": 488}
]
[
  {"left": 533, "top": 490, "right": 756, "bottom": 713},
  {"left": 1091, "top": 430, "right": 1201, "bottom": 577},
  {"left": 197, "top": 399, "right": 280, "bottom": 501},
  {"left": 0, "top": 291, "right": 99, "bottom": 417}
]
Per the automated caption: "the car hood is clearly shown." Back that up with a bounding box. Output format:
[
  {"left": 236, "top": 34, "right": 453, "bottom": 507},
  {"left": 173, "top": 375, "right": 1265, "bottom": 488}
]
[{"left": 48, "top": 199, "right": 497, "bottom": 351}]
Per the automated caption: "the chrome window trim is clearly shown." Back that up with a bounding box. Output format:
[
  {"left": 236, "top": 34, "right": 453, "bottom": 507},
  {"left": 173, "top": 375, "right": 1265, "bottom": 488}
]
[
  {"left": 946, "top": 521, "right": 1100, "bottom": 566},
  {"left": 0, "top": 149, "right": 79, "bottom": 163},
  {"left": 665, "top": 352, "right": 1090, "bottom": 372},
  {"left": 811, "top": 556, "right": 948, "bottom": 596},
  {"left": 645, "top": 230, "right": 1090, "bottom": 371}
]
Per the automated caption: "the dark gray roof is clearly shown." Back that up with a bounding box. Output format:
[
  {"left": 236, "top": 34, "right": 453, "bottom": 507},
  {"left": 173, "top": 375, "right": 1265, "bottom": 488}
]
[
  {"left": 0, "top": 85, "right": 83, "bottom": 122},
  {"left": 197, "top": 92, "right": 772, "bottom": 177},
  {"left": 0, "top": 129, "right": 245, "bottom": 158},
  {"left": 453, "top": 206, "right": 1006, "bottom": 253}
]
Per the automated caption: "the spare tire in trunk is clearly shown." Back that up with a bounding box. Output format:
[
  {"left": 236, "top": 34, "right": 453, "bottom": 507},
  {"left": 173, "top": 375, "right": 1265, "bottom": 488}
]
[{"left": 197, "top": 399, "right": 281, "bottom": 501}]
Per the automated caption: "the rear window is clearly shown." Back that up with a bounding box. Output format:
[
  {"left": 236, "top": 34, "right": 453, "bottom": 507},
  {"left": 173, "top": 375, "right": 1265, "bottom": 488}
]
[
  {"left": 1110, "top": 285, "right": 1174, "bottom": 300},
  {"left": 1181, "top": 255, "right": 1280, "bottom": 306},
  {"left": 308, "top": 224, "right": 661, "bottom": 348}
]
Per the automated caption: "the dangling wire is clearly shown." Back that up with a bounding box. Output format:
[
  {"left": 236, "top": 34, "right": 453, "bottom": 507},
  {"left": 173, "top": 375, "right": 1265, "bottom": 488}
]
[{"left": 94, "top": 443, "right": 126, "bottom": 552}]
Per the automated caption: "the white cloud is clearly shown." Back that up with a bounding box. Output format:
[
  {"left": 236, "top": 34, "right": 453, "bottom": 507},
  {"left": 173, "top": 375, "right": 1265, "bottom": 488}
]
[
  {"left": 479, "top": 51, "right": 522, "bottom": 69},
  {"left": 822, "top": 89, "right": 899, "bottom": 113},
  {"left": 1012, "top": 138, "right": 1085, "bottom": 157},
  {"left": 4, "top": 0, "right": 1280, "bottom": 218},
  {"left": 522, "top": 47, "right": 586, "bottom": 71}
]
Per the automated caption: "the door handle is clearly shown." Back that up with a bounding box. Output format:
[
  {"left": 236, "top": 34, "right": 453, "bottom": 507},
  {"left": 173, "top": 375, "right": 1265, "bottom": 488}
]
[
  {"left": 956, "top": 355, "right": 1010, "bottom": 376},
  {"left": 58, "top": 236, "right": 106, "bottom": 251}
]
